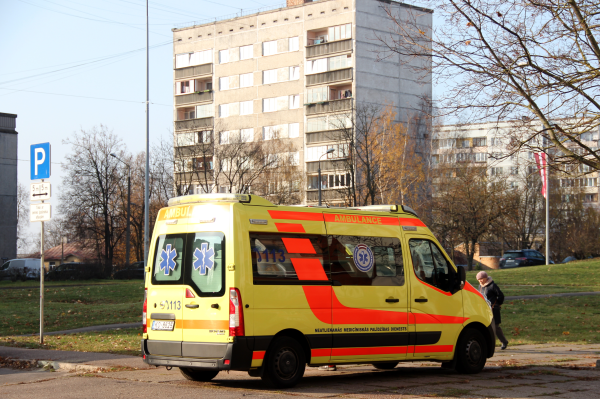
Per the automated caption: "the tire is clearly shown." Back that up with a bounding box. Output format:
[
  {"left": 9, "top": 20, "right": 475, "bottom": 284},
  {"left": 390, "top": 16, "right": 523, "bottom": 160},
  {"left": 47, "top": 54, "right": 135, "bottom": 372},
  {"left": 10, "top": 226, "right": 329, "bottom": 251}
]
[
  {"left": 179, "top": 367, "right": 219, "bottom": 382},
  {"left": 261, "top": 336, "right": 306, "bottom": 388},
  {"left": 455, "top": 328, "right": 487, "bottom": 374},
  {"left": 372, "top": 362, "right": 398, "bottom": 370}
]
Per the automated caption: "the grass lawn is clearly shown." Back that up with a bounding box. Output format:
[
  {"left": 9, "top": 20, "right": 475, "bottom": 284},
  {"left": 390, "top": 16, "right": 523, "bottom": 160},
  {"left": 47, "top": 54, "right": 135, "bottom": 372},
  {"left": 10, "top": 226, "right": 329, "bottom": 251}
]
[
  {"left": 466, "top": 258, "right": 600, "bottom": 296},
  {"left": 501, "top": 295, "right": 600, "bottom": 345},
  {"left": 0, "top": 280, "right": 144, "bottom": 336},
  {"left": 0, "top": 328, "right": 141, "bottom": 356}
]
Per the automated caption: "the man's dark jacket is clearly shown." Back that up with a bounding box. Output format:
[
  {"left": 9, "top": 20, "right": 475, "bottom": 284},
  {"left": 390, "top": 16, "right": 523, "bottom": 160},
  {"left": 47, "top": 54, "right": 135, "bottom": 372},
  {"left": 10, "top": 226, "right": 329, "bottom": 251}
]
[{"left": 480, "top": 279, "right": 505, "bottom": 324}]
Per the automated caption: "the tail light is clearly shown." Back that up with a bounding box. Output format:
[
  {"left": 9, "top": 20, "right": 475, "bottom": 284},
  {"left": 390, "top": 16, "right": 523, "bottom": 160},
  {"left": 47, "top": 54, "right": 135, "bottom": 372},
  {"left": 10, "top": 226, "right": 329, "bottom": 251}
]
[
  {"left": 229, "top": 287, "right": 245, "bottom": 336},
  {"left": 515, "top": 257, "right": 527, "bottom": 261},
  {"left": 499, "top": 258, "right": 505, "bottom": 261},
  {"left": 142, "top": 288, "right": 147, "bottom": 333}
]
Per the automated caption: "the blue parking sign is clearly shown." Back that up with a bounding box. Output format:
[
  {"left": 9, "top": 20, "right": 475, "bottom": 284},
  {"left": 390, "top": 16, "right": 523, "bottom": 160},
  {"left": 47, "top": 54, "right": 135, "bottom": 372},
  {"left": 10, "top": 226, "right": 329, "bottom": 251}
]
[{"left": 30, "top": 143, "right": 51, "bottom": 180}]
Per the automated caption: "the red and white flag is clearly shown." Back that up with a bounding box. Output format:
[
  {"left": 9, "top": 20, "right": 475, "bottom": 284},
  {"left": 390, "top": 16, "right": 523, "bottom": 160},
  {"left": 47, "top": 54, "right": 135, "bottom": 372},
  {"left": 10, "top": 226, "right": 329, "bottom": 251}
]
[{"left": 534, "top": 152, "right": 548, "bottom": 198}]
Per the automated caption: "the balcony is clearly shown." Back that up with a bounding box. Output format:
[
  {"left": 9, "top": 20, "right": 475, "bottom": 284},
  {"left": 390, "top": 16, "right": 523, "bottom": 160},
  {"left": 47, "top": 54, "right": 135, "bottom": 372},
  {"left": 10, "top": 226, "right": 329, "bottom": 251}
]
[
  {"left": 306, "top": 130, "right": 345, "bottom": 144},
  {"left": 175, "top": 117, "right": 214, "bottom": 131},
  {"left": 175, "top": 91, "right": 213, "bottom": 106},
  {"left": 306, "top": 39, "right": 352, "bottom": 58},
  {"left": 175, "top": 63, "right": 212, "bottom": 80},
  {"left": 306, "top": 98, "right": 353, "bottom": 116},
  {"left": 306, "top": 68, "right": 352, "bottom": 86}
]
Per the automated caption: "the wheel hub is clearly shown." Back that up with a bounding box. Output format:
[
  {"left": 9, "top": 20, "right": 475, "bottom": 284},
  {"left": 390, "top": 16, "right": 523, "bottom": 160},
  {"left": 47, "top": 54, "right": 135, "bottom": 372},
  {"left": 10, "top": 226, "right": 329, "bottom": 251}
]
[
  {"left": 275, "top": 348, "right": 297, "bottom": 379},
  {"left": 465, "top": 339, "right": 482, "bottom": 365}
]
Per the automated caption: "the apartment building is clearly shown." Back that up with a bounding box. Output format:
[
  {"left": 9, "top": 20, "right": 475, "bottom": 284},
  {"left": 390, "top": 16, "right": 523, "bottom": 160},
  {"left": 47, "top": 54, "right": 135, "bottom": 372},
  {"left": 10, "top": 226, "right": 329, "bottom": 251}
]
[
  {"left": 433, "top": 120, "right": 600, "bottom": 206},
  {"left": 171, "top": 0, "right": 432, "bottom": 204},
  {"left": 0, "top": 112, "right": 18, "bottom": 262}
]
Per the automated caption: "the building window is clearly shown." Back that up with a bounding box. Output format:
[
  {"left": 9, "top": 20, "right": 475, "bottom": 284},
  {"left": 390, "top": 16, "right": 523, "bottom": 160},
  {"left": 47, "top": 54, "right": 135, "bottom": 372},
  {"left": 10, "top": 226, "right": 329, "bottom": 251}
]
[
  {"left": 584, "top": 193, "right": 599, "bottom": 202},
  {"left": 220, "top": 131, "right": 230, "bottom": 145},
  {"left": 194, "top": 104, "right": 213, "bottom": 118},
  {"left": 289, "top": 36, "right": 299, "bottom": 52},
  {"left": 438, "top": 139, "right": 456, "bottom": 149},
  {"left": 473, "top": 137, "right": 487, "bottom": 147},
  {"left": 305, "top": 144, "right": 350, "bottom": 161},
  {"left": 175, "top": 49, "right": 212, "bottom": 68},
  {"left": 240, "top": 100, "right": 253, "bottom": 115},
  {"left": 290, "top": 66, "right": 300, "bottom": 80},
  {"left": 240, "top": 45, "right": 253, "bottom": 60},
  {"left": 305, "top": 58, "right": 328, "bottom": 74},
  {"left": 241, "top": 128, "right": 254, "bottom": 142},
  {"left": 263, "top": 97, "right": 277, "bottom": 113},
  {"left": 240, "top": 72, "right": 253, "bottom": 88},
  {"left": 490, "top": 167, "right": 503, "bottom": 176},
  {"left": 176, "top": 132, "right": 196, "bottom": 146},
  {"left": 219, "top": 77, "right": 229, "bottom": 91},
  {"left": 176, "top": 80, "right": 194, "bottom": 94},
  {"left": 306, "top": 86, "right": 328, "bottom": 103},
  {"left": 511, "top": 166, "right": 519, "bottom": 175},
  {"left": 219, "top": 49, "right": 229, "bottom": 64},
  {"left": 288, "top": 123, "right": 299, "bottom": 138},
  {"left": 474, "top": 153, "right": 487, "bottom": 162},
  {"left": 198, "top": 130, "right": 212, "bottom": 143},
  {"left": 263, "top": 69, "right": 278, "bottom": 84},
  {"left": 328, "top": 23, "right": 352, "bottom": 41},
  {"left": 289, "top": 95, "right": 300, "bottom": 109},
  {"left": 263, "top": 40, "right": 277, "bottom": 56}
]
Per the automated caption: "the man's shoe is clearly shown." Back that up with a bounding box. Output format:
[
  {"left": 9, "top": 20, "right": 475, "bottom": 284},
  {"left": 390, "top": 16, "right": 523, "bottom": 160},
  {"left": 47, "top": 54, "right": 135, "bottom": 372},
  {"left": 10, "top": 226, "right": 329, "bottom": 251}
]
[{"left": 501, "top": 342, "right": 508, "bottom": 350}]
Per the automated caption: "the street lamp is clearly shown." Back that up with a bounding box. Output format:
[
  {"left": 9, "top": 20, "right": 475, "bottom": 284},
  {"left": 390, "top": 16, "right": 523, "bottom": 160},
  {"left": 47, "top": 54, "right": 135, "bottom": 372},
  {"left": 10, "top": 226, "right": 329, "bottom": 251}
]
[
  {"left": 318, "top": 148, "right": 335, "bottom": 206},
  {"left": 110, "top": 153, "right": 132, "bottom": 267}
]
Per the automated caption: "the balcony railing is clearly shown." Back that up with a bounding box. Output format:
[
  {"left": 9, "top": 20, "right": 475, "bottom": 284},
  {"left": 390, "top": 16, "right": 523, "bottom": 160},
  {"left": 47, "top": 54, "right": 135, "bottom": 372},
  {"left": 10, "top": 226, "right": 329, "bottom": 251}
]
[
  {"left": 175, "top": 91, "right": 213, "bottom": 106},
  {"left": 175, "top": 63, "right": 213, "bottom": 79},
  {"left": 306, "top": 68, "right": 353, "bottom": 86},
  {"left": 175, "top": 117, "right": 214, "bottom": 131},
  {"left": 306, "top": 39, "right": 352, "bottom": 58},
  {"left": 306, "top": 98, "right": 353, "bottom": 116},
  {"left": 306, "top": 130, "right": 345, "bottom": 144},
  {"left": 306, "top": 160, "right": 347, "bottom": 172},
  {"left": 306, "top": 189, "right": 346, "bottom": 202}
]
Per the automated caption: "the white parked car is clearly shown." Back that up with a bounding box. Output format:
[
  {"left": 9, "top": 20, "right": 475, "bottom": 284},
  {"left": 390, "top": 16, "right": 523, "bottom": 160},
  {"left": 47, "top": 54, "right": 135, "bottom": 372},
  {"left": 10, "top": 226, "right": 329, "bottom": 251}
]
[{"left": 0, "top": 259, "right": 41, "bottom": 281}]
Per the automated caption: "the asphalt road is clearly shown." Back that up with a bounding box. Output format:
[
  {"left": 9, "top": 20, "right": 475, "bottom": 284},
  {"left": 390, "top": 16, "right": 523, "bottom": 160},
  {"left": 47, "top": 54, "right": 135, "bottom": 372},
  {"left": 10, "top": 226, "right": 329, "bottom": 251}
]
[{"left": 2, "top": 344, "right": 600, "bottom": 398}]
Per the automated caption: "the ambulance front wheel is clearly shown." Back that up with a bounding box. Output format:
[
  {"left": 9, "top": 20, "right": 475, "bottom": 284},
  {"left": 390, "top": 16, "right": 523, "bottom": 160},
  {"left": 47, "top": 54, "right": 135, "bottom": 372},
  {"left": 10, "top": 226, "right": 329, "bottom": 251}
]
[
  {"left": 455, "top": 328, "right": 487, "bottom": 374},
  {"left": 261, "top": 336, "right": 306, "bottom": 388},
  {"left": 179, "top": 367, "right": 219, "bottom": 381}
]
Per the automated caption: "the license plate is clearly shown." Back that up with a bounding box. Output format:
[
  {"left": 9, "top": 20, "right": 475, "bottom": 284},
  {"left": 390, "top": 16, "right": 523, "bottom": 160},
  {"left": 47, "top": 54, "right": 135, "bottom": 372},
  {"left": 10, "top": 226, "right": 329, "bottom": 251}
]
[
  {"left": 506, "top": 260, "right": 514, "bottom": 263},
  {"left": 151, "top": 320, "right": 175, "bottom": 331}
]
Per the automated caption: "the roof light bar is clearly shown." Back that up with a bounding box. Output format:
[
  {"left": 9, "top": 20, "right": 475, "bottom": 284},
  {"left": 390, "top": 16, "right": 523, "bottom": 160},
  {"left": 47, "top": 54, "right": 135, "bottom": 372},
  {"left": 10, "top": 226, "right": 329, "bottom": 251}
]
[
  {"left": 349, "top": 205, "right": 399, "bottom": 212},
  {"left": 401, "top": 205, "right": 418, "bottom": 217},
  {"left": 168, "top": 193, "right": 251, "bottom": 207}
]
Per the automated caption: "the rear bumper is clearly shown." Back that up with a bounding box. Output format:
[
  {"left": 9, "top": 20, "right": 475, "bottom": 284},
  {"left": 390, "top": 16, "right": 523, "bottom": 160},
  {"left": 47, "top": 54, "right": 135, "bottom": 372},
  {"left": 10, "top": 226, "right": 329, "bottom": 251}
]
[{"left": 141, "top": 338, "right": 253, "bottom": 371}]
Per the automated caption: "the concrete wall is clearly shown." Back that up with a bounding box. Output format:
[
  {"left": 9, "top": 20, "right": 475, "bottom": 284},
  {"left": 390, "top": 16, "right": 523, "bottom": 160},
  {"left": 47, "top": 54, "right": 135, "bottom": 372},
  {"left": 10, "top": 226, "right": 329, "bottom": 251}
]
[
  {"left": 0, "top": 113, "right": 18, "bottom": 261},
  {"left": 355, "top": 0, "right": 432, "bottom": 123}
]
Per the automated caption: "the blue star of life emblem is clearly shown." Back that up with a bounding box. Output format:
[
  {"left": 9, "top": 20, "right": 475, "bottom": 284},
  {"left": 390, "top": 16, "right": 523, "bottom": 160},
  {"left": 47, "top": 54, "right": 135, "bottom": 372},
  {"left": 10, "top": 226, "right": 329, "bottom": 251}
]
[
  {"left": 159, "top": 244, "right": 178, "bottom": 275},
  {"left": 193, "top": 243, "right": 215, "bottom": 275},
  {"left": 353, "top": 243, "right": 374, "bottom": 272}
]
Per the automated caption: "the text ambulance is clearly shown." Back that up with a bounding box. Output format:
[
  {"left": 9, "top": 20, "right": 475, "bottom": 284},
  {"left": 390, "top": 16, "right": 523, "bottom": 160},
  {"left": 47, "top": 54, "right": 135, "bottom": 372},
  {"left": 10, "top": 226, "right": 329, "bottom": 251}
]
[{"left": 141, "top": 194, "right": 494, "bottom": 388}]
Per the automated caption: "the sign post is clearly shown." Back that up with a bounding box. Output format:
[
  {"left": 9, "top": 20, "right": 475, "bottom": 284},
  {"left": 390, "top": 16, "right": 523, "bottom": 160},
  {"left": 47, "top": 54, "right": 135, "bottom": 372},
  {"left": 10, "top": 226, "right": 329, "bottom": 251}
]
[{"left": 30, "top": 143, "right": 51, "bottom": 344}]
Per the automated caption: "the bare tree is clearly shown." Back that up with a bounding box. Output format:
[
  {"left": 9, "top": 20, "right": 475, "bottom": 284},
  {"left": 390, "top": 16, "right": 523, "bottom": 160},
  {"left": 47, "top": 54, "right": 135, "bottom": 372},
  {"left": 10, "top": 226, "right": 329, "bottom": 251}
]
[
  {"left": 60, "top": 125, "right": 127, "bottom": 276},
  {"left": 430, "top": 164, "right": 512, "bottom": 270},
  {"left": 379, "top": 0, "right": 600, "bottom": 170},
  {"left": 16, "top": 182, "right": 30, "bottom": 252}
]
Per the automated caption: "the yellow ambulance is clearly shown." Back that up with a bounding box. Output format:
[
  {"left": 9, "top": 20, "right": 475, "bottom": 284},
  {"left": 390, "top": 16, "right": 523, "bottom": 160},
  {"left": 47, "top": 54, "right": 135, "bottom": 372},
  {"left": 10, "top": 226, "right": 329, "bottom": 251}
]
[{"left": 141, "top": 194, "right": 494, "bottom": 388}]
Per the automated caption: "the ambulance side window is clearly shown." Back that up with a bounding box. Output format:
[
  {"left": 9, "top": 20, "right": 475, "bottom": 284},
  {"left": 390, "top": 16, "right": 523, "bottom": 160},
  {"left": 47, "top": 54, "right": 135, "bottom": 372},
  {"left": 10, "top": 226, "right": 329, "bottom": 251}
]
[
  {"left": 409, "top": 239, "right": 456, "bottom": 292},
  {"left": 185, "top": 232, "right": 225, "bottom": 297},
  {"left": 328, "top": 235, "right": 404, "bottom": 286},
  {"left": 250, "top": 233, "right": 329, "bottom": 284},
  {"left": 152, "top": 234, "right": 185, "bottom": 283}
]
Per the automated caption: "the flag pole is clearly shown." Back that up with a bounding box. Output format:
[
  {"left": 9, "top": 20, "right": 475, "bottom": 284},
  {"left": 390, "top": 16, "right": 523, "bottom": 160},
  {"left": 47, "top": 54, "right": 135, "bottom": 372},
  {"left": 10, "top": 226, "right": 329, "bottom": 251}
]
[{"left": 545, "top": 158, "right": 550, "bottom": 265}]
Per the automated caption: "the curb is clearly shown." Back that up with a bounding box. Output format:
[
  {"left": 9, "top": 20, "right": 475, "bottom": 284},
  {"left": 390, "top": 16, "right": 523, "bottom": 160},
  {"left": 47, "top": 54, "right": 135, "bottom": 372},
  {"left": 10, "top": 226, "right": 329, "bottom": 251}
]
[{"left": 13, "top": 358, "right": 104, "bottom": 372}]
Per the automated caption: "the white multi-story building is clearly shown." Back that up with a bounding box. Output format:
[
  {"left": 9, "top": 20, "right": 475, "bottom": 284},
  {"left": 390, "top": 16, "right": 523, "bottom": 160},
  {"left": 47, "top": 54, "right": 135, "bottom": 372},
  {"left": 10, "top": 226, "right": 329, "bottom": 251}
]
[
  {"left": 433, "top": 120, "right": 600, "bottom": 205},
  {"left": 171, "top": 0, "right": 432, "bottom": 204}
]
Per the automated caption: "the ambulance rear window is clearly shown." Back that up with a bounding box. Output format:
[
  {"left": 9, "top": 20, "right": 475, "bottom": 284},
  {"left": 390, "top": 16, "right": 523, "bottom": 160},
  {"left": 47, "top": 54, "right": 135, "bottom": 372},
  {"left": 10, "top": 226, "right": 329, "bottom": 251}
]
[
  {"left": 187, "top": 232, "right": 225, "bottom": 296},
  {"left": 153, "top": 235, "right": 185, "bottom": 283}
]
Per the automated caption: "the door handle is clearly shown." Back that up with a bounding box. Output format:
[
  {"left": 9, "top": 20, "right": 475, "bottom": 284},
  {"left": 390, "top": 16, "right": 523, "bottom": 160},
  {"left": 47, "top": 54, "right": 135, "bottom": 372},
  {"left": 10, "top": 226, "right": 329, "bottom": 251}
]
[
  {"left": 385, "top": 298, "right": 399, "bottom": 303},
  {"left": 415, "top": 298, "right": 428, "bottom": 303},
  {"left": 185, "top": 304, "right": 199, "bottom": 309}
]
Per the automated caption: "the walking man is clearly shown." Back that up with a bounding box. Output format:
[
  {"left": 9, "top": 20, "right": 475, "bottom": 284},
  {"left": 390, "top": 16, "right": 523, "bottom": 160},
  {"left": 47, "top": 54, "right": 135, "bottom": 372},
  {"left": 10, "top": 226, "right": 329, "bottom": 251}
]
[{"left": 476, "top": 271, "right": 509, "bottom": 350}]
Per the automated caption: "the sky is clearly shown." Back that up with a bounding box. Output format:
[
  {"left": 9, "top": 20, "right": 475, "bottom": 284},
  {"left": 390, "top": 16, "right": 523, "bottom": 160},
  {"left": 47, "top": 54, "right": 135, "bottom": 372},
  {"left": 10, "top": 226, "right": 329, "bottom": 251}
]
[
  {"left": 0, "top": 0, "right": 430, "bottom": 245},
  {"left": 0, "top": 0, "right": 290, "bottom": 242}
]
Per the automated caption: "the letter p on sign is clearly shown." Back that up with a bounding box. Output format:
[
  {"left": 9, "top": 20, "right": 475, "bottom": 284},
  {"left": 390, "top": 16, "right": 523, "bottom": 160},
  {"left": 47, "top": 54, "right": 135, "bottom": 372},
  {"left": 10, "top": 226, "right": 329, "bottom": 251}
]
[{"left": 30, "top": 143, "right": 51, "bottom": 180}]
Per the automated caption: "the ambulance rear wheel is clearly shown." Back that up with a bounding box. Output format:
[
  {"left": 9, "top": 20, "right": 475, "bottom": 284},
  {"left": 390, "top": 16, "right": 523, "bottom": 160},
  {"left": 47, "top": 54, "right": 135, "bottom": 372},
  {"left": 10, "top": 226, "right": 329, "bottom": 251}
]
[
  {"left": 261, "top": 336, "right": 306, "bottom": 388},
  {"left": 455, "top": 328, "right": 487, "bottom": 374},
  {"left": 372, "top": 362, "right": 398, "bottom": 370},
  {"left": 179, "top": 367, "right": 219, "bottom": 381}
]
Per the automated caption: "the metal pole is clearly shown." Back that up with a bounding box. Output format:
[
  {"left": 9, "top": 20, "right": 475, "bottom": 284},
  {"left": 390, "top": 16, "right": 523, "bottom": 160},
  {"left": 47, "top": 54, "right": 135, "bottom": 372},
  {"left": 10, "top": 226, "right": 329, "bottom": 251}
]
[
  {"left": 40, "top": 218, "right": 44, "bottom": 344},
  {"left": 545, "top": 163, "right": 550, "bottom": 265},
  {"left": 318, "top": 163, "right": 322, "bottom": 206},
  {"left": 126, "top": 168, "right": 131, "bottom": 266},
  {"left": 144, "top": 0, "right": 150, "bottom": 265}
]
